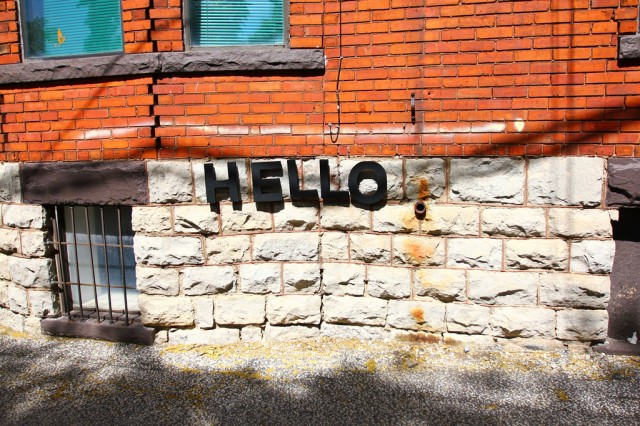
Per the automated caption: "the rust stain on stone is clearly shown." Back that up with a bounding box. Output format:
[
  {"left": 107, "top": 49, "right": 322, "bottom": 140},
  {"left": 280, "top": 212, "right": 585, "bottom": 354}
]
[
  {"left": 403, "top": 239, "right": 435, "bottom": 264},
  {"left": 418, "top": 177, "right": 430, "bottom": 200},
  {"left": 410, "top": 306, "right": 425, "bottom": 323}
]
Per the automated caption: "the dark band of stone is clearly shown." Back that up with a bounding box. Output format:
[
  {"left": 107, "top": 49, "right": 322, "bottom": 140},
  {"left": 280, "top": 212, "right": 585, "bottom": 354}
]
[
  {"left": 20, "top": 161, "right": 148, "bottom": 205},
  {"left": 0, "top": 49, "right": 325, "bottom": 87},
  {"left": 606, "top": 158, "right": 640, "bottom": 207},
  {"left": 618, "top": 34, "right": 640, "bottom": 60}
]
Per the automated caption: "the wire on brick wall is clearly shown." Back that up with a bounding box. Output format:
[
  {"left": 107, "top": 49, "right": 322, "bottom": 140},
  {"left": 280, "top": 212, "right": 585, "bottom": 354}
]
[{"left": 329, "top": 0, "right": 343, "bottom": 143}]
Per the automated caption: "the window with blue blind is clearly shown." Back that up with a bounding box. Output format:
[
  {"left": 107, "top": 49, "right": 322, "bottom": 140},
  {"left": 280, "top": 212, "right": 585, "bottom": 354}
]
[
  {"left": 188, "top": 0, "right": 285, "bottom": 47},
  {"left": 20, "top": 0, "right": 123, "bottom": 59}
]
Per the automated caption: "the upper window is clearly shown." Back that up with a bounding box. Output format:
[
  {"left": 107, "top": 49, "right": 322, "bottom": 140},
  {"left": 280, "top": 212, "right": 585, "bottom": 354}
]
[
  {"left": 187, "top": 0, "right": 285, "bottom": 48},
  {"left": 19, "top": 0, "right": 123, "bottom": 59}
]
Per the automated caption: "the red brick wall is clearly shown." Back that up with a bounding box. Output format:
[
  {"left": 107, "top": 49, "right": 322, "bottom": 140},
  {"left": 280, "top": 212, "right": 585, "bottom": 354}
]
[{"left": 1, "top": 0, "right": 639, "bottom": 161}]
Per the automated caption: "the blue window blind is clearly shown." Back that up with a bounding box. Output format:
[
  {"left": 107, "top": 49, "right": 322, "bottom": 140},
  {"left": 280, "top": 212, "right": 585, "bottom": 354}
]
[
  {"left": 189, "top": 0, "right": 284, "bottom": 47},
  {"left": 21, "top": 0, "right": 123, "bottom": 59}
]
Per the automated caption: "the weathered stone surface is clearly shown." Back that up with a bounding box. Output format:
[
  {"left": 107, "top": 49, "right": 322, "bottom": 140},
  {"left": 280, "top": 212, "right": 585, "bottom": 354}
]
[
  {"left": 350, "top": 234, "right": 391, "bottom": 264},
  {"left": 0, "top": 280, "right": 7, "bottom": 307},
  {"left": 446, "top": 304, "right": 491, "bottom": 334},
  {"left": 320, "top": 323, "right": 388, "bottom": 339},
  {"left": 528, "top": 157, "right": 604, "bottom": 206},
  {"left": 443, "top": 333, "right": 496, "bottom": 347},
  {"left": 0, "top": 163, "right": 21, "bottom": 203},
  {"left": 220, "top": 203, "right": 272, "bottom": 233},
  {"left": 8, "top": 257, "right": 52, "bottom": 288},
  {"left": 147, "top": 161, "right": 193, "bottom": 203},
  {"left": 20, "top": 231, "right": 49, "bottom": 257},
  {"left": 372, "top": 204, "right": 419, "bottom": 233},
  {"left": 618, "top": 34, "right": 640, "bottom": 60},
  {"left": 0, "top": 229, "right": 19, "bottom": 254},
  {"left": 339, "top": 159, "right": 403, "bottom": 200},
  {"left": 139, "top": 295, "right": 194, "bottom": 327},
  {"left": 283, "top": 263, "right": 321, "bottom": 293},
  {"left": 322, "top": 263, "right": 365, "bottom": 296},
  {"left": 214, "top": 295, "right": 265, "bottom": 325},
  {"left": 273, "top": 203, "right": 318, "bottom": 231},
  {"left": 132, "top": 206, "right": 172, "bottom": 234},
  {"left": 302, "top": 158, "right": 339, "bottom": 195},
  {"left": 320, "top": 232, "right": 349, "bottom": 261},
  {"left": 414, "top": 269, "right": 465, "bottom": 302},
  {"left": 548, "top": 209, "right": 614, "bottom": 239},
  {"left": 241, "top": 326, "right": 262, "bottom": 342},
  {"left": 490, "top": 307, "right": 556, "bottom": 339},
  {"left": 239, "top": 263, "right": 281, "bottom": 294},
  {"left": 323, "top": 295, "right": 388, "bottom": 326},
  {"left": 321, "top": 205, "right": 370, "bottom": 231},
  {"left": 8, "top": 285, "right": 28, "bottom": 315},
  {"left": 253, "top": 233, "right": 319, "bottom": 261},
  {"left": 422, "top": 205, "right": 480, "bottom": 236},
  {"left": 264, "top": 324, "right": 319, "bottom": 341},
  {"left": 367, "top": 266, "right": 411, "bottom": 299},
  {"left": 2, "top": 204, "right": 46, "bottom": 229},
  {"left": 607, "top": 158, "right": 640, "bottom": 206},
  {"left": 405, "top": 158, "right": 446, "bottom": 201},
  {"left": 447, "top": 238, "right": 502, "bottom": 270},
  {"left": 193, "top": 159, "right": 250, "bottom": 203},
  {"left": 505, "top": 239, "right": 568, "bottom": 271},
  {"left": 29, "top": 290, "right": 57, "bottom": 317},
  {"left": 468, "top": 271, "right": 538, "bottom": 305},
  {"left": 387, "top": 300, "right": 446, "bottom": 331},
  {"left": 182, "top": 266, "right": 235, "bottom": 295},
  {"left": 481, "top": 208, "right": 545, "bottom": 237},
  {"left": 0, "top": 254, "right": 9, "bottom": 281},
  {"left": 497, "top": 338, "right": 566, "bottom": 352},
  {"left": 266, "top": 295, "right": 321, "bottom": 325},
  {"left": 21, "top": 161, "right": 148, "bottom": 205},
  {"left": 193, "top": 298, "right": 215, "bottom": 329},
  {"left": 570, "top": 240, "right": 615, "bottom": 274},
  {"left": 174, "top": 205, "right": 219, "bottom": 234},
  {"left": 450, "top": 158, "right": 525, "bottom": 204},
  {"left": 206, "top": 235, "right": 251, "bottom": 264},
  {"left": 136, "top": 267, "right": 180, "bottom": 296},
  {"left": 0, "top": 307, "right": 25, "bottom": 331},
  {"left": 135, "top": 236, "right": 204, "bottom": 266},
  {"left": 169, "top": 328, "right": 240, "bottom": 345},
  {"left": 393, "top": 235, "right": 445, "bottom": 267},
  {"left": 539, "top": 273, "right": 610, "bottom": 309},
  {"left": 556, "top": 309, "right": 608, "bottom": 341}
]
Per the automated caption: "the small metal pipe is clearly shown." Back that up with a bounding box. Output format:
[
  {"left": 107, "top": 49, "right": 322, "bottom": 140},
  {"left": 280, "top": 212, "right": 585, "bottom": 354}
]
[
  {"left": 414, "top": 200, "right": 427, "bottom": 218},
  {"left": 411, "top": 92, "right": 416, "bottom": 125}
]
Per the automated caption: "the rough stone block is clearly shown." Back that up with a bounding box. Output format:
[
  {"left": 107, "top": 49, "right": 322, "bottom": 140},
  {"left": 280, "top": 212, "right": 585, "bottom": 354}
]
[
  {"left": 266, "top": 295, "right": 321, "bottom": 325},
  {"left": 450, "top": 158, "right": 525, "bottom": 204},
  {"left": 367, "top": 265, "right": 411, "bottom": 299},
  {"left": 174, "top": 205, "right": 219, "bottom": 235},
  {"left": 350, "top": 233, "right": 391, "bottom": 264},
  {"left": 372, "top": 204, "right": 419, "bottom": 233},
  {"left": 468, "top": 270, "right": 538, "bottom": 305},
  {"left": 253, "top": 233, "right": 319, "bottom": 261},
  {"left": 273, "top": 202, "right": 319, "bottom": 231},
  {"left": 193, "top": 159, "right": 250, "bottom": 203},
  {"left": 0, "top": 163, "right": 21, "bottom": 203},
  {"left": 169, "top": 328, "right": 240, "bottom": 345},
  {"left": 241, "top": 326, "right": 262, "bottom": 342},
  {"left": 139, "top": 295, "right": 194, "bottom": 327},
  {"left": 606, "top": 158, "right": 640, "bottom": 207},
  {"left": 320, "top": 323, "right": 388, "bottom": 339},
  {"left": 136, "top": 266, "right": 180, "bottom": 296},
  {"left": 220, "top": 203, "right": 272, "bottom": 233},
  {"left": 206, "top": 235, "right": 251, "bottom": 264},
  {"left": 528, "top": 157, "right": 604, "bottom": 206},
  {"left": 0, "top": 228, "right": 19, "bottom": 254},
  {"left": 8, "top": 285, "right": 28, "bottom": 315},
  {"left": 283, "top": 263, "right": 321, "bottom": 293},
  {"left": 414, "top": 269, "right": 465, "bottom": 302},
  {"left": 323, "top": 295, "right": 388, "bottom": 326},
  {"left": 393, "top": 235, "right": 445, "bottom": 267},
  {"left": 387, "top": 300, "right": 446, "bottom": 331},
  {"left": 505, "top": 239, "right": 568, "bottom": 271},
  {"left": 339, "top": 158, "right": 403, "bottom": 200},
  {"left": 135, "top": 235, "right": 204, "bottom": 266},
  {"left": 214, "top": 295, "right": 266, "bottom": 326},
  {"left": 0, "top": 280, "right": 7, "bottom": 307},
  {"left": 0, "top": 307, "right": 25, "bottom": 332},
  {"left": 239, "top": 263, "right": 281, "bottom": 294},
  {"left": 548, "top": 209, "right": 614, "bottom": 239},
  {"left": 20, "top": 231, "right": 49, "bottom": 258},
  {"left": 447, "top": 238, "right": 502, "bottom": 270},
  {"left": 422, "top": 205, "right": 480, "bottom": 236},
  {"left": 481, "top": 208, "right": 545, "bottom": 237},
  {"left": 302, "top": 158, "right": 339, "bottom": 195},
  {"left": 539, "top": 273, "right": 610, "bottom": 309},
  {"left": 556, "top": 309, "right": 608, "bottom": 341},
  {"left": 2, "top": 204, "right": 46, "bottom": 229},
  {"left": 322, "top": 263, "right": 365, "bottom": 296},
  {"left": 132, "top": 207, "right": 172, "bottom": 233},
  {"left": 321, "top": 205, "right": 370, "bottom": 231},
  {"left": 8, "top": 257, "right": 53, "bottom": 288},
  {"left": 320, "top": 232, "right": 349, "bottom": 261},
  {"left": 147, "top": 161, "right": 193, "bottom": 203},
  {"left": 182, "top": 266, "right": 235, "bottom": 295},
  {"left": 193, "top": 297, "right": 214, "bottom": 329},
  {"left": 0, "top": 254, "right": 10, "bottom": 281},
  {"left": 490, "top": 307, "right": 556, "bottom": 339},
  {"left": 570, "top": 240, "right": 615, "bottom": 274},
  {"left": 28, "top": 290, "right": 57, "bottom": 317},
  {"left": 446, "top": 304, "right": 491, "bottom": 335},
  {"left": 264, "top": 324, "right": 319, "bottom": 341},
  {"left": 405, "top": 158, "right": 446, "bottom": 201}
]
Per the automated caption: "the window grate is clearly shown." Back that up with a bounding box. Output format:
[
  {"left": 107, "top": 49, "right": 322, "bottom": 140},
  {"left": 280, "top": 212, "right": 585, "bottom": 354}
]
[{"left": 51, "top": 205, "right": 138, "bottom": 325}]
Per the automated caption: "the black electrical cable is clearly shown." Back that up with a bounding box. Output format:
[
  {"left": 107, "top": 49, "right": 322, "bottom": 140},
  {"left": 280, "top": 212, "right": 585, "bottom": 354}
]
[{"left": 329, "top": 0, "right": 343, "bottom": 143}]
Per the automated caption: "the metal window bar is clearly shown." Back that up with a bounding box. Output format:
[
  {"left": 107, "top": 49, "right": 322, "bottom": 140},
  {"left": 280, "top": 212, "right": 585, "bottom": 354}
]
[{"left": 52, "top": 205, "right": 139, "bottom": 325}]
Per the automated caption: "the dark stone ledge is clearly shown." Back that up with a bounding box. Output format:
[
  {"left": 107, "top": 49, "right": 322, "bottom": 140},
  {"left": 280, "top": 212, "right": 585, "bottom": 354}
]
[
  {"left": 618, "top": 34, "right": 640, "bottom": 60},
  {"left": 606, "top": 158, "right": 640, "bottom": 207},
  {"left": 41, "top": 317, "right": 155, "bottom": 345},
  {"left": 21, "top": 161, "right": 148, "bottom": 206},
  {"left": 0, "top": 49, "right": 325, "bottom": 87}
]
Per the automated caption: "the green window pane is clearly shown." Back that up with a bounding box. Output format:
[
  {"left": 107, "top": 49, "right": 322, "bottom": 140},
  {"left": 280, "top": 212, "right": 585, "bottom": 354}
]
[
  {"left": 21, "top": 0, "right": 123, "bottom": 59},
  {"left": 189, "top": 0, "right": 284, "bottom": 47}
]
